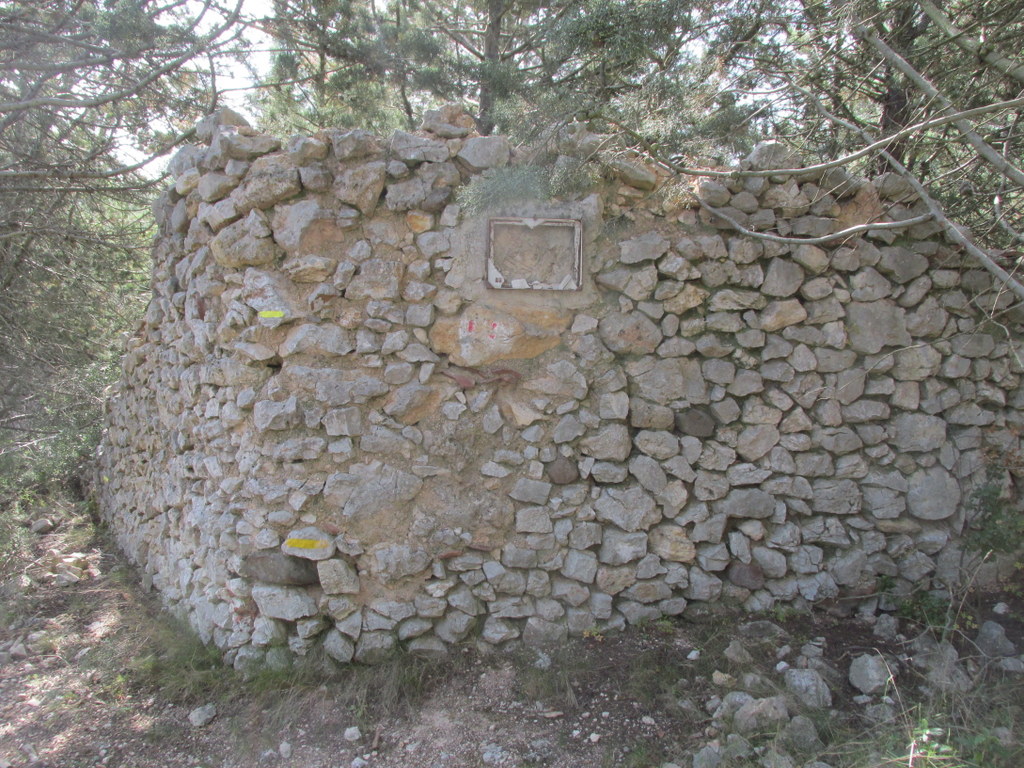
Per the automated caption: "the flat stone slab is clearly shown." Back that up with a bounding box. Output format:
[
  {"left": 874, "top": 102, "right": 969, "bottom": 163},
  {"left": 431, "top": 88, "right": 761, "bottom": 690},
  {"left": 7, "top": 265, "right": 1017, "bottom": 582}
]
[{"left": 486, "top": 217, "right": 582, "bottom": 290}]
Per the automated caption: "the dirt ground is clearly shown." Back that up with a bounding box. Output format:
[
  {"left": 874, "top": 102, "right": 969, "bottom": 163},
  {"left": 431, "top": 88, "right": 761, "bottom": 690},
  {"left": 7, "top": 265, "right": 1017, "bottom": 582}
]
[{"left": 2, "top": 519, "right": 1022, "bottom": 768}]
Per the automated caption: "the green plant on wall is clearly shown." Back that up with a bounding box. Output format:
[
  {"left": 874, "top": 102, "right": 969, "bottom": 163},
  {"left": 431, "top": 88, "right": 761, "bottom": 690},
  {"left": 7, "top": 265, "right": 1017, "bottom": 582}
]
[
  {"left": 963, "top": 471, "right": 1024, "bottom": 557},
  {"left": 457, "top": 158, "right": 597, "bottom": 215}
]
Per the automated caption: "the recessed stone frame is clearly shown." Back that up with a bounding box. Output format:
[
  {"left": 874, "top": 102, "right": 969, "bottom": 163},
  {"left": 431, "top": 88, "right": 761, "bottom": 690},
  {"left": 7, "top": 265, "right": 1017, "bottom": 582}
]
[{"left": 486, "top": 217, "right": 583, "bottom": 291}]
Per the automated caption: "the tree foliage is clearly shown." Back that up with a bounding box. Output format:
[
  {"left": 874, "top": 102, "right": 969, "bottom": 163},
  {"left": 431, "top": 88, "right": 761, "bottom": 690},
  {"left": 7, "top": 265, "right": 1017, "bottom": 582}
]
[
  {"left": 252, "top": 0, "right": 768, "bottom": 154},
  {"left": 0, "top": 0, "right": 242, "bottom": 484}
]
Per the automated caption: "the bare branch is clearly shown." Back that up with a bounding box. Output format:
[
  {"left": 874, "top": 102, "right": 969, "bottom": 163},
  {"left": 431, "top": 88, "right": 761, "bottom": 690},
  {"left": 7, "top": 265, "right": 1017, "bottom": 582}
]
[
  {"left": 698, "top": 202, "right": 934, "bottom": 246},
  {"left": 795, "top": 82, "right": 1024, "bottom": 304},
  {"left": 917, "top": 0, "right": 1024, "bottom": 85},
  {"left": 855, "top": 22, "right": 1024, "bottom": 190}
]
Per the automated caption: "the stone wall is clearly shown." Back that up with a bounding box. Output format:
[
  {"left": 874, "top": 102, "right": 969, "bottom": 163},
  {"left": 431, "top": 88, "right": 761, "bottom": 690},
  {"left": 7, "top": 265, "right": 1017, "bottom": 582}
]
[{"left": 97, "top": 106, "right": 1024, "bottom": 668}]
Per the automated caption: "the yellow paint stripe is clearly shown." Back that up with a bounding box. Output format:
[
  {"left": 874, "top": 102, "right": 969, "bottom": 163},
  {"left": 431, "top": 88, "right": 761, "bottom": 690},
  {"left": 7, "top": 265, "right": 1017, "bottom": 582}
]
[
  {"left": 285, "top": 538, "right": 328, "bottom": 549},
  {"left": 258, "top": 310, "right": 285, "bottom": 318}
]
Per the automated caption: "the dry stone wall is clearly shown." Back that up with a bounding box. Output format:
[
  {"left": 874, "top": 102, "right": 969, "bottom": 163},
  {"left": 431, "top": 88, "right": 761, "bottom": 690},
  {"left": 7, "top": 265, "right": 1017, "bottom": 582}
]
[{"left": 97, "top": 106, "right": 1024, "bottom": 669}]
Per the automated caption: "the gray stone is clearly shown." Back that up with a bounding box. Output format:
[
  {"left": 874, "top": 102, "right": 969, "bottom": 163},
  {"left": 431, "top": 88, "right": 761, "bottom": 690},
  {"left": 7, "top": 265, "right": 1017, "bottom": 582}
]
[
  {"left": 280, "top": 324, "right": 354, "bottom": 357},
  {"left": 251, "top": 584, "right": 318, "bottom": 621},
  {"left": 546, "top": 456, "right": 579, "bottom": 484},
  {"left": 878, "top": 246, "right": 929, "bottom": 283},
  {"left": 561, "top": 549, "right": 599, "bottom": 583},
  {"left": 850, "top": 267, "right": 891, "bottom": 301},
  {"left": 797, "top": 571, "right": 839, "bottom": 601},
  {"left": 898, "top": 551, "right": 935, "bottom": 582},
  {"left": 692, "top": 744, "right": 723, "bottom": 768},
  {"left": 390, "top": 130, "right": 448, "bottom": 164},
  {"left": 407, "top": 636, "right": 448, "bottom": 659},
  {"left": 610, "top": 158, "right": 658, "bottom": 190},
  {"left": 318, "top": 559, "right": 360, "bottom": 594},
  {"left": 234, "top": 154, "right": 301, "bottom": 212},
  {"left": 791, "top": 243, "right": 828, "bottom": 272},
  {"left": 355, "top": 631, "right": 396, "bottom": 663},
  {"left": 523, "top": 616, "right": 568, "bottom": 645},
  {"left": 435, "top": 611, "right": 476, "bottom": 643},
  {"left": 698, "top": 179, "right": 732, "bottom": 206},
  {"left": 328, "top": 158, "right": 387, "bottom": 216},
  {"left": 892, "top": 413, "right": 946, "bottom": 452},
  {"left": 629, "top": 455, "right": 668, "bottom": 493},
  {"left": 598, "top": 312, "right": 663, "bottom": 355},
  {"left": 210, "top": 215, "right": 281, "bottom": 268},
  {"left": 188, "top": 703, "right": 217, "bottom": 728},
  {"left": 420, "top": 105, "right": 474, "bottom": 137},
  {"left": 481, "top": 617, "right": 520, "bottom": 644},
  {"left": 599, "top": 529, "right": 648, "bottom": 565},
  {"left": 848, "top": 653, "right": 892, "bottom": 694},
  {"left": 591, "top": 461, "right": 628, "bottom": 483},
  {"left": 770, "top": 259, "right": 806, "bottom": 296},
  {"left": 715, "top": 489, "right": 776, "bottom": 519},
  {"left": 339, "top": 466, "right": 422, "bottom": 520},
  {"left": 728, "top": 562, "right": 765, "bottom": 589},
  {"left": 846, "top": 301, "right": 911, "bottom": 353},
  {"left": 736, "top": 425, "right": 780, "bottom": 462},
  {"left": 516, "top": 507, "right": 553, "bottom": 533},
  {"left": 370, "top": 544, "right": 431, "bottom": 583},
  {"left": 581, "top": 424, "right": 632, "bottom": 461},
  {"left": 552, "top": 414, "right": 586, "bottom": 443},
  {"left": 975, "top": 621, "right": 1017, "bottom": 657},
  {"left": 732, "top": 695, "right": 790, "bottom": 735},
  {"left": 918, "top": 640, "right": 972, "bottom": 692},
  {"left": 810, "top": 479, "right": 862, "bottom": 515},
  {"left": 635, "top": 430, "right": 680, "bottom": 459},
  {"left": 907, "top": 466, "right": 960, "bottom": 520},
  {"left": 509, "top": 478, "right": 552, "bottom": 505},
  {"left": 457, "top": 136, "right": 510, "bottom": 170},
  {"left": 634, "top": 358, "right": 708, "bottom": 405},
  {"left": 649, "top": 524, "right": 697, "bottom": 563},
  {"left": 281, "top": 526, "right": 336, "bottom": 560},
  {"left": 323, "top": 407, "right": 362, "bottom": 437},
  {"left": 678, "top": 408, "right": 716, "bottom": 437},
  {"left": 323, "top": 629, "right": 356, "bottom": 663},
  {"left": 784, "top": 668, "right": 832, "bottom": 709},
  {"left": 594, "top": 486, "right": 659, "bottom": 532},
  {"left": 239, "top": 552, "right": 318, "bottom": 586},
  {"left": 761, "top": 300, "right": 808, "bottom": 332},
  {"left": 620, "top": 232, "right": 671, "bottom": 264},
  {"left": 782, "top": 715, "right": 825, "bottom": 755},
  {"left": 683, "top": 568, "right": 722, "bottom": 601},
  {"left": 745, "top": 141, "right": 802, "bottom": 171}
]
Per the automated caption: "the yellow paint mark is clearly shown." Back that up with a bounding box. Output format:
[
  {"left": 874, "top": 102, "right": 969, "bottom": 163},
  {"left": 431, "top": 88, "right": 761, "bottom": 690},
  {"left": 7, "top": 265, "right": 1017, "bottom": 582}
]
[
  {"left": 258, "top": 310, "right": 285, "bottom": 318},
  {"left": 102, "top": 476, "right": 110, "bottom": 483},
  {"left": 285, "top": 538, "right": 328, "bottom": 550}
]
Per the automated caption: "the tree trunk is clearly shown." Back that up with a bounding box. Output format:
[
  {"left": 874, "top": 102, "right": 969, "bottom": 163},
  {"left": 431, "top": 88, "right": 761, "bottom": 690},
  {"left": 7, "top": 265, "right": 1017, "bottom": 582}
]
[{"left": 477, "top": 0, "right": 503, "bottom": 135}]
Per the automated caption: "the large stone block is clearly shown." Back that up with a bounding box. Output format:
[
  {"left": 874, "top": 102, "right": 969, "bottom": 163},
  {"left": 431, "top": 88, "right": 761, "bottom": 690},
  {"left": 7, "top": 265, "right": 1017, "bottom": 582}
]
[
  {"left": 594, "top": 486, "right": 660, "bottom": 532},
  {"left": 891, "top": 413, "right": 946, "bottom": 452},
  {"left": 335, "top": 161, "right": 387, "bottom": 215},
  {"left": 430, "top": 304, "right": 567, "bottom": 366},
  {"left": 251, "top": 584, "right": 318, "bottom": 621},
  {"left": 907, "top": 466, "right": 961, "bottom": 520},
  {"left": 598, "top": 312, "right": 663, "bottom": 355},
  {"left": 632, "top": 358, "right": 708, "bottom": 406},
  {"left": 211, "top": 214, "right": 281, "bottom": 268},
  {"left": 846, "top": 301, "right": 911, "bottom": 353},
  {"left": 233, "top": 154, "right": 301, "bottom": 212},
  {"left": 714, "top": 488, "right": 776, "bottom": 519}
]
